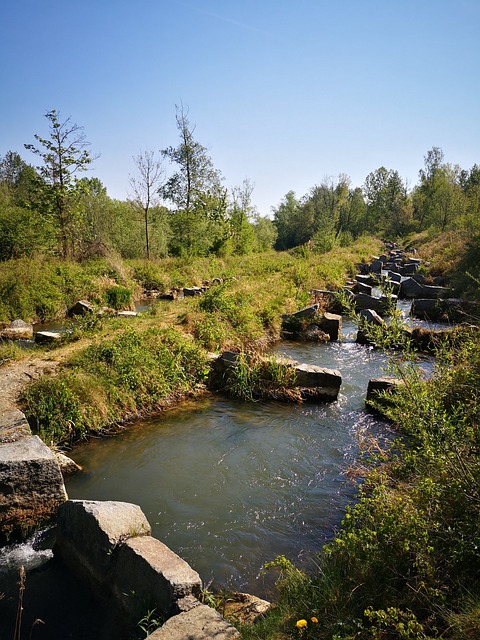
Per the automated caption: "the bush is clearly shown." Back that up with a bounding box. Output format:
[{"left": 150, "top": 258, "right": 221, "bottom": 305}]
[{"left": 104, "top": 285, "right": 132, "bottom": 310}]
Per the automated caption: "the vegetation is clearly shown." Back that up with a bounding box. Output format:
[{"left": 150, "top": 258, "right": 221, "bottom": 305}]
[
  {"left": 244, "top": 327, "right": 480, "bottom": 639},
  {"left": 1, "top": 107, "right": 480, "bottom": 638}
]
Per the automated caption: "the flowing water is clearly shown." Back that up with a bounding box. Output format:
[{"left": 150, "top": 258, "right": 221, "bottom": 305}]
[
  {"left": 0, "top": 318, "right": 437, "bottom": 639},
  {"left": 63, "top": 318, "right": 409, "bottom": 595}
]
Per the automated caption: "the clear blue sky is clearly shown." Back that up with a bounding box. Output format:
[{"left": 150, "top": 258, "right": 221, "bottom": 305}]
[{"left": 1, "top": 0, "right": 479, "bottom": 216}]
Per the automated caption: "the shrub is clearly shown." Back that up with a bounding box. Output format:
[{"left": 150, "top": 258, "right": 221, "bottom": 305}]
[{"left": 104, "top": 285, "right": 132, "bottom": 310}]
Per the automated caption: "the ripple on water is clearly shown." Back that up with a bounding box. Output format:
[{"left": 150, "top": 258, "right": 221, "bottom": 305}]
[{"left": 66, "top": 340, "right": 394, "bottom": 595}]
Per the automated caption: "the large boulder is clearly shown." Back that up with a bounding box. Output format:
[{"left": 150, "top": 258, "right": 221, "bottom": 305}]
[
  {"left": 0, "top": 435, "right": 67, "bottom": 543},
  {"left": 55, "top": 500, "right": 203, "bottom": 626}
]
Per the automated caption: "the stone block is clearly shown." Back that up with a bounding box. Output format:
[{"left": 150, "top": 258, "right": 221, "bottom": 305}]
[
  {"left": 317, "top": 312, "right": 342, "bottom": 340},
  {"left": 290, "top": 303, "right": 319, "bottom": 318},
  {"left": 34, "top": 330, "right": 63, "bottom": 344},
  {"left": 0, "top": 409, "right": 31, "bottom": 443},
  {"left": 0, "top": 435, "right": 67, "bottom": 542},
  {"left": 55, "top": 500, "right": 151, "bottom": 585},
  {"left": 150, "top": 603, "right": 240, "bottom": 640},
  {"left": 113, "top": 536, "right": 202, "bottom": 618},
  {"left": 366, "top": 377, "right": 404, "bottom": 405},
  {"left": 293, "top": 363, "right": 341, "bottom": 401}
]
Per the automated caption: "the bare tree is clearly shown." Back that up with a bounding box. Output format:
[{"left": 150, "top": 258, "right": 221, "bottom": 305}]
[{"left": 129, "top": 150, "right": 165, "bottom": 259}]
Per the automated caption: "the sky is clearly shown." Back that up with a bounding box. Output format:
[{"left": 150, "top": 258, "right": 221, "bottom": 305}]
[{"left": 1, "top": 0, "right": 479, "bottom": 217}]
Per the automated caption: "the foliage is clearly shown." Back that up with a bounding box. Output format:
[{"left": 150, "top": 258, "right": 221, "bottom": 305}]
[
  {"left": 22, "top": 327, "right": 209, "bottom": 445},
  {"left": 24, "top": 109, "right": 94, "bottom": 259},
  {"left": 224, "top": 351, "right": 299, "bottom": 402},
  {"left": 104, "top": 285, "right": 132, "bottom": 310},
  {"left": 0, "top": 340, "right": 25, "bottom": 366}
]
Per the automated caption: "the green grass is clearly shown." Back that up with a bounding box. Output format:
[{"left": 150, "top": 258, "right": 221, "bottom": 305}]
[{"left": 21, "top": 327, "right": 209, "bottom": 445}]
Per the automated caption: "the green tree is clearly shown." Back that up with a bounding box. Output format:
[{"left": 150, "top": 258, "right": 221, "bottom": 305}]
[
  {"left": 252, "top": 214, "right": 277, "bottom": 251},
  {"left": 273, "top": 190, "right": 312, "bottom": 249},
  {"left": 228, "top": 178, "right": 257, "bottom": 254},
  {"left": 363, "top": 167, "right": 410, "bottom": 236},
  {"left": 160, "top": 105, "right": 227, "bottom": 256},
  {"left": 413, "top": 147, "right": 466, "bottom": 231},
  {"left": 24, "top": 109, "right": 95, "bottom": 258}
]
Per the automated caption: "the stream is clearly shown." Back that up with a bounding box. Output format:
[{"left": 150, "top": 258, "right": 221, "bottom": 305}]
[
  {"left": 64, "top": 317, "right": 410, "bottom": 595},
  {"left": 0, "top": 315, "right": 438, "bottom": 639}
]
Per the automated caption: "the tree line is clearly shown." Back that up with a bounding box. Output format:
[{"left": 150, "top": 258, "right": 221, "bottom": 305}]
[{"left": 1, "top": 108, "right": 479, "bottom": 262}]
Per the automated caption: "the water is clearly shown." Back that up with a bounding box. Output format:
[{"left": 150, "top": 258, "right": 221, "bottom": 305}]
[{"left": 64, "top": 319, "right": 396, "bottom": 595}]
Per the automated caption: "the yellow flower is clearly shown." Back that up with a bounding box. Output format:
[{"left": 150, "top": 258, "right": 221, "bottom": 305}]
[
  {"left": 311, "top": 616, "right": 318, "bottom": 623},
  {"left": 296, "top": 619, "right": 308, "bottom": 628}
]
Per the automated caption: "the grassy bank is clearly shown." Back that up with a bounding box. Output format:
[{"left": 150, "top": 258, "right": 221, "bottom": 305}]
[{"left": 15, "top": 237, "right": 381, "bottom": 445}]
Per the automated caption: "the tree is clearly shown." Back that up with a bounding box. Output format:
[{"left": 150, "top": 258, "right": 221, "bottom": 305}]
[
  {"left": 228, "top": 178, "right": 257, "bottom": 254},
  {"left": 363, "top": 167, "right": 410, "bottom": 236},
  {"left": 413, "top": 148, "right": 466, "bottom": 231},
  {"left": 273, "top": 190, "right": 312, "bottom": 249},
  {"left": 160, "top": 105, "right": 227, "bottom": 256},
  {"left": 129, "top": 150, "right": 166, "bottom": 259},
  {"left": 24, "top": 109, "right": 94, "bottom": 258}
]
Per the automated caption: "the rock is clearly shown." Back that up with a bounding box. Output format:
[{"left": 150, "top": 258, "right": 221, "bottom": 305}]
[
  {"left": 67, "top": 300, "right": 94, "bottom": 317},
  {"left": 354, "top": 293, "right": 396, "bottom": 314},
  {"left": 405, "top": 326, "right": 455, "bottom": 352},
  {"left": 293, "top": 363, "right": 342, "bottom": 401},
  {"left": 210, "top": 353, "right": 342, "bottom": 402},
  {"left": 290, "top": 303, "right": 319, "bottom": 318},
  {"left": 0, "top": 319, "right": 34, "bottom": 340},
  {"left": 113, "top": 536, "right": 202, "bottom": 619},
  {"left": 34, "top": 330, "right": 63, "bottom": 344},
  {"left": 359, "top": 309, "right": 384, "bottom": 326},
  {"left": 184, "top": 287, "right": 203, "bottom": 296},
  {"left": 222, "top": 592, "right": 272, "bottom": 625},
  {"left": 55, "top": 452, "right": 82, "bottom": 476},
  {"left": 388, "top": 271, "right": 402, "bottom": 284},
  {"left": 300, "top": 325, "right": 330, "bottom": 342},
  {"left": 55, "top": 499, "right": 151, "bottom": 584},
  {"left": 0, "top": 409, "right": 31, "bottom": 443},
  {"left": 116, "top": 310, "right": 138, "bottom": 317},
  {"left": 356, "top": 282, "right": 372, "bottom": 295},
  {"left": 368, "top": 260, "right": 384, "bottom": 274},
  {"left": 400, "top": 277, "right": 425, "bottom": 298},
  {"left": 399, "top": 262, "right": 418, "bottom": 276},
  {"left": 150, "top": 603, "right": 240, "bottom": 639},
  {"left": 355, "top": 274, "right": 378, "bottom": 286},
  {"left": 401, "top": 279, "right": 451, "bottom": 300},
  {"left": 0, "top": 435, "right": 67, "bottom": 543},
  {"left": 316, "top": 312, "right": 342, "bottom": 340},
  {"left": 382, "top": 279, "right": 401, "bottom": 296},
  {"left": 366, "top": 376, "right": 404, "bottom": 407}
]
